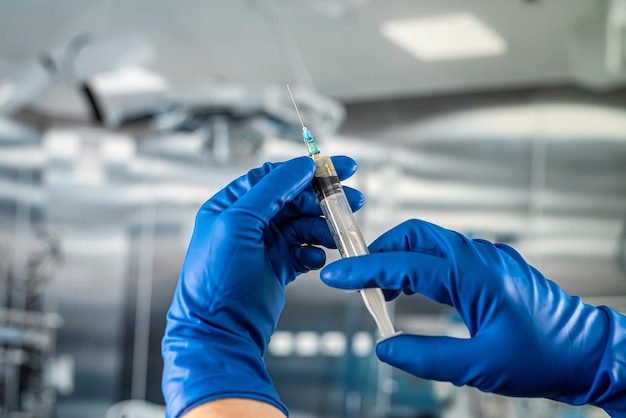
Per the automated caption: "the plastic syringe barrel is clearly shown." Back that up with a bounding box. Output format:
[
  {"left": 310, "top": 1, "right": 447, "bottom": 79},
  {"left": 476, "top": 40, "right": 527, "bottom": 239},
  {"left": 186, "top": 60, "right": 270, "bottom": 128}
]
[{"left": 311, "top": 155, "right": 397, "bottom": 339}]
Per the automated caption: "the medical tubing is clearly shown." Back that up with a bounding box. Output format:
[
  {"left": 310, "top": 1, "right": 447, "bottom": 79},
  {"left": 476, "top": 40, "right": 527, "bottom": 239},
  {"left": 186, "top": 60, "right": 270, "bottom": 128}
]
[{"left": 311, "top": 155, "right": 397, "bottom": 339}]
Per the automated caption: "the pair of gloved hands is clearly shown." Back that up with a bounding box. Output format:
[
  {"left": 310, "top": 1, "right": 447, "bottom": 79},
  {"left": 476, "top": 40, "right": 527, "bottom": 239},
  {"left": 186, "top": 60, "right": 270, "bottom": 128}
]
[{"left": 162, "top": 156, "right": 625, "bottom": 418}]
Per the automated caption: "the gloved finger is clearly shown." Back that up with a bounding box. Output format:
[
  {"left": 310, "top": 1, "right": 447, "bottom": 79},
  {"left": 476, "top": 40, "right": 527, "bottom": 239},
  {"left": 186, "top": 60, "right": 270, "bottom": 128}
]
[
  {"left": 277, "top": 185, "right": 364, "bottom": 223},
  {"left": 200, "top": 161, "right": 281, "bottom": 214},
  {"left": 291, "top": 245, "right": 326, "bottom": 274},
  {"left": 377, "top": 334, "right": 479, "bottom": 387},
  {"left": 343, "top": 187, "right": 365, "bottom": 212},
  {"left": 284, "top": 217, "right": 337, "bottom": 249},
  {"left": 331, "top": 155, "right": 359, "bottom": 181},
  {"left": 320, "top": 251, "right": 454, "bottom": 306},
  {"left": 294, "top": 185, "right": 364, "bottom": 214},
  {"left": 275, "top": 154, "right": 362, "bottom": 221},
  {"left": 226, "top": 157, "right": 315, "bottom": 226},
  {"left": 369, "top": 219, "right": 460, "bottom": 257}
]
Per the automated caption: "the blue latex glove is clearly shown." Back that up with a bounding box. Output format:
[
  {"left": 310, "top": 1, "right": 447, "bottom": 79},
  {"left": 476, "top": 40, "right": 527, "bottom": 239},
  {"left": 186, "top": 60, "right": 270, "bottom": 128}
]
[
  {"left": 321, "top": 219, "right": 626, "bottom": 416},
  {"left": 162, "top": 156, "right": 363, "bottom": 418}
]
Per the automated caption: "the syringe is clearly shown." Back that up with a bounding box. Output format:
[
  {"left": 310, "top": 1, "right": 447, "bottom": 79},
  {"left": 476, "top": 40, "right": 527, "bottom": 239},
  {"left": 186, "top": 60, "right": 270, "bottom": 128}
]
[{"left": 287, "top": 86, "right": 400, "bottom": 341}]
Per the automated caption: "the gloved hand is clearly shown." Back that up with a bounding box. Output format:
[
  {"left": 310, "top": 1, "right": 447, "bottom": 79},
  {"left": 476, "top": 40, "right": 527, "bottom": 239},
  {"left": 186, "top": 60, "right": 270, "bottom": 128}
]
[
  {"left": 162, "top": 156, "right": 363, "bottom": 418},
  {"left": 321, "top": 219, "right": 626, "bottom": 416}
]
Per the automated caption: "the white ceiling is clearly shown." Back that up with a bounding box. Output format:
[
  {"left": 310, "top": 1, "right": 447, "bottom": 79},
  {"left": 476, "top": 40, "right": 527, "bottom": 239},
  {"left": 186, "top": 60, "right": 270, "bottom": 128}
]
[{"left": 0, "top": 0, "right": 622, "bottom": 105}]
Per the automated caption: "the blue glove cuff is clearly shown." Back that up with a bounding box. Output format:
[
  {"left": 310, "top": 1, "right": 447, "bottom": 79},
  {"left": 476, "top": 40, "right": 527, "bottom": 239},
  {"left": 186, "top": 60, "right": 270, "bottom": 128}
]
[
  {"left": 162, "top": 318, "right": 288, "bottom": 418},
  {"left": 553, "top": 306, "right": 626, "bottom": 415},
  {"left": 589, "top": 306, "right": 626, "bottom": 416}
]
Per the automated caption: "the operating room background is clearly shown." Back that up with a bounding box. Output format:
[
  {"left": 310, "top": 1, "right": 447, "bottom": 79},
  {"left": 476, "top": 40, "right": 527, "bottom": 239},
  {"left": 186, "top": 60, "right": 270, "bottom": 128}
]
[{"left": 1, "top": 1, "right": 625, "bottom": 418}]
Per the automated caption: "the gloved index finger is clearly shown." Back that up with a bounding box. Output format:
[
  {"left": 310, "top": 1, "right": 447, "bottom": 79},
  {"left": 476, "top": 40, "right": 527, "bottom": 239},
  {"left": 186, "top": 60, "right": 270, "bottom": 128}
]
[
  {"left": 331, "top": 155, "right": 358, "bottom": 182},
  {"left": 369, "top": 219, "right": 455, "bottom": 258},
  {"left": 280, "top": 185, "right": 364, "bottom": 220},
  {"left": 320, "top": 251, "right": 455, "bottom": 307},
  {"left": 227, "top": 156, "right": 315, "bottom": 226}
]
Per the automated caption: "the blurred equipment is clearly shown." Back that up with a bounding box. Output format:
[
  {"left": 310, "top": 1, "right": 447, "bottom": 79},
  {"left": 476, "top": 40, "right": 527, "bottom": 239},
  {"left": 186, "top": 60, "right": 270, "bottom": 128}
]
[
  {"left": 99, "top": 0, "right": 345, "bottom": 163},
  {"left": 0, "top": 230, "right": 69, "bottom": 418},
  {"left": 0, "top": 27, "right": 344, "bottom": 163},
  {"left": 135, "top": 82, "right": 345, "bottom": 163},
  {"left": 0, "top": 34, "right": 155, "bottom": 117},
  {"left": 0, "top": 35, "right": 345, "bottom": 164},
  {"left": 0, "top": 33, "right": 156, "bottom": 155}
]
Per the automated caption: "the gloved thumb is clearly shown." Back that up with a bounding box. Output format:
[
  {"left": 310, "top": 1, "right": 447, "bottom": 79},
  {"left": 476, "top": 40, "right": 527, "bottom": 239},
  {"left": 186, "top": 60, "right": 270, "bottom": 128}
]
[
  {"left": 229, "top": 156, "right": 314, "bottom": 225},
  {"left": 376, "top": 334, "right": 477, "bottom": 387}
]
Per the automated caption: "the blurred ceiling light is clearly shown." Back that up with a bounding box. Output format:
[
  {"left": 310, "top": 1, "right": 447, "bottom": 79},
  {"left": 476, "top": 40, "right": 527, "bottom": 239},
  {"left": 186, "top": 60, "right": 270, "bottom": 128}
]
[
  {"left": 351, "top": 332, "right": 373, "bottom": 357},
  {"left": 101, "top": 133, "right": 136, "bottom": 162},
  {"left": 91, "top": 66, "right": 168, "bottom": 95},
  {"left": 320, "top": 332, "right": 347, "bottom": 356},
  {"left": 43, "top": 130, "right": 81, "bottom": 159},
  {"left": 294, "top": 332, "right": 319, "bottom": 357},
  {"left": 71, "top": 135, "right": 106, "bottom": 186},
  {"left": 268, "top": 331, "right": 293, "bottom": 357},
  {"left": 380, "top": 13, "right": 507, "bottom": 61},
  {"left": 72, "top": 154, "right": 106, "bottom": 186}
]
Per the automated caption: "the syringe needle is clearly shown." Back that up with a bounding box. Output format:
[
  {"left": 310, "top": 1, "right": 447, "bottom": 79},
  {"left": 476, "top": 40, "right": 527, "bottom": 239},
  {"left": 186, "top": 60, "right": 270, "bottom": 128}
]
[
  {"left": 287, "top": 85, "right": 320, "bottom": 156},
  {"left": 286, "top": 84, "right": 305, "bottom": 128}
]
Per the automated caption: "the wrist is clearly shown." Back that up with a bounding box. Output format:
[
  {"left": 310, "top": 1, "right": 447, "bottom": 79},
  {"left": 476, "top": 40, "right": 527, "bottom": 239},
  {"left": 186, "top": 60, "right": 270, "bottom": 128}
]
[{"left": 183, "top": 399, "right": 286, "bottom": 418}]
